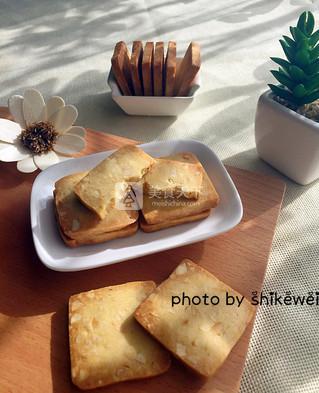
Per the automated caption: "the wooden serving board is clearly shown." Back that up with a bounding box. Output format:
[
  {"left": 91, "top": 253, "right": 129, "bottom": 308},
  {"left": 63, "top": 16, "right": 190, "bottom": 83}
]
[{"left": 0, "top": 107, "right": 285, "bottom": 393}]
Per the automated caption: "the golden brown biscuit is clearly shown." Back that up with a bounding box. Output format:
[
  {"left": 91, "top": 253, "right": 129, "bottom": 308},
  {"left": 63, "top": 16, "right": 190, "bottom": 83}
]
[
  {"left": 57, "top": 220, "right": 138, "bottom": 247},
  {"left": 74, "top": 145, "right": 154, "bottom": 219},
  {"left": 143, "top": 158, "right": 203, "bottom": 200},
  {"left": 69, "top": 282, "right": 171, "bottom": 389},
  {"left": 142, "top": 152, "right": 219, "bottom": 225},
  {"left": 142, "top": 42, "right": 154, "bottom": 96},
  {"left": 174, "top": 42, "right": 201, "bottom": 97},
  {"left": 54, "top": 172, "right": 138, "bottom": 240},
  {"left": 135, "top": 259, "right": 254, "bottom": 377},
  {"left": 165, "top": 41, "right": 176, "bottom": 96},
  {"left": 140, "top": 210, "right": 210, "bottom": 232},
  {"left": 130, "top": 41, "right": 144, "bottom": 96},
  {"left": 153, "top": 42, "right": 164, "bottom": 96},
  {"left": 111, "top": 41, "right": 133, "bottom": 96}
]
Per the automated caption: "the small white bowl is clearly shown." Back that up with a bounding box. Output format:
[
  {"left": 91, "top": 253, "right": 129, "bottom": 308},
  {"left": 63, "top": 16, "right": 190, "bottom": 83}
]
[{"left": 107, "top": 67, "right": 200, "bottom": 116}]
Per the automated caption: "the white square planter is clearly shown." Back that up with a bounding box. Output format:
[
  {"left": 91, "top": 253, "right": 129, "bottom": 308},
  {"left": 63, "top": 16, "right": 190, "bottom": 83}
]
[{"left": 255, "top": 90, "right": 319, "bottom": 185}]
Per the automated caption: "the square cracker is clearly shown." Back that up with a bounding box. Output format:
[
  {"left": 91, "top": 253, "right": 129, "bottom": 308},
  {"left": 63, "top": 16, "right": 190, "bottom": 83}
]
[
  {"left": 142, "top": 152, "right": 219, "bottom": 225},
  {"left": 140, "top": 209, "right": 210, "bottom": 233},
  {"left": 69, "top": 282, "right": 171, "bottom": 389},
  {"left": 111, "top": 41, "right": 133, "bottom": 96},
  {"left": 142, "top": 42, "right": 154, "bottom": 96},
  {"left": 174, "top": 42, "right": 200, "bottom": 97},
  {"left": 153, "top": 42, "right": 164, "bottom": 96},
  {"left": 74, "top": 145, "right": 154, "bottom": 219},
  {"left": 165, "top": 41, "right": 176, "bottom": 96},
  {"left": 135, "top": 259, "right": 255, "bottom": 377},
  {"left": 143, "top": 158, "right": 203, "bottom": 200},
  {"left": 54, "top": 172, "right": 138, "bottom": 240},
  {"left": 130, "top": 41, "right": 144, "bottom": 96}
]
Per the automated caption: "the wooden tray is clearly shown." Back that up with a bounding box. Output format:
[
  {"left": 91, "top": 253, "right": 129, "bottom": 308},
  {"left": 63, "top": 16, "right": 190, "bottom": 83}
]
[{"left": 0, "top": 107, "right": 285, "bottom": 393}]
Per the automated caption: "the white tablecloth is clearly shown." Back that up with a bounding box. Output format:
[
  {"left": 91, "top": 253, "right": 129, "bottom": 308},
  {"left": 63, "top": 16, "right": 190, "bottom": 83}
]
[{"left": 0, "top": 0, "right": 318, "bottom": 391}]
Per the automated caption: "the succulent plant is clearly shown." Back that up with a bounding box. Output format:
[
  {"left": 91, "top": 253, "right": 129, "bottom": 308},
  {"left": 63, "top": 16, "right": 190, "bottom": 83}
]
[{"left": 269, "top": 11, "right": 319, "bottom": 106}]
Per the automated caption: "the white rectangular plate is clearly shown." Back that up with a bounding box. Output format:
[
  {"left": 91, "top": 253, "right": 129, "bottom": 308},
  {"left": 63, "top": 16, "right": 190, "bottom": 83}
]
[{"left": 31, "top": 140, "right": 242, "bottom": 272}]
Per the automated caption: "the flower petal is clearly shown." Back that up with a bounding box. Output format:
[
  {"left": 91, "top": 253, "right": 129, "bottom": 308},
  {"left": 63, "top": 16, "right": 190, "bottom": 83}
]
[
  {"left": 33, "top": 150, "right": 60, "bottom": 170},
  {"left": 66, "top": 126, "right": 86, "bottom": 138},
  {"left": 0, "top": 119, "right": 21, "bottom": 143},
  {"left": 0, "top": 143, "right": 8, "bottom": 151},
  {"left": 45, "top": 96, "right": 65, "bottom": 119},
  {"left": 17, "top": 156, "right": 38, "bottom": 173},
  {"left": 23, "top": 88, "right": 46, "bottom": 125},
  {"left": 55, "top": 154, "right": 73, "bottom": 163},
  {"left": 8, "top": 95, "right": 26, "bottom": 129},
  {"left": 48, "top": 105, "right": 78, "bottom": 134},
  {"left": 53, "top": 134, "right": 86, "bottom": 156},
  {"left": 0, "top": 142, "right": 30, "bottom": 162}
]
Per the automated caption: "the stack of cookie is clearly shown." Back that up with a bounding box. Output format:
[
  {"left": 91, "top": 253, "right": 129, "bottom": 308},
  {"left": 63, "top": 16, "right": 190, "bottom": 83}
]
[
  {"left": 54, "top": 145, "right": 154, "bottom": 247},
  {"left": 54, "top": 145, "right": 219, "bottom": 247},
  {"left": 141, "top": 152, "right": 219, "bottom": 232},
  {"left": 54, "top": 172, "right": 139, "bottom": 247},
  {"left": 69, "top": 259, "right": 254, "bottom": 389},
  {"left": 111, "top": 40, "right": 201, "bottom": 97}
]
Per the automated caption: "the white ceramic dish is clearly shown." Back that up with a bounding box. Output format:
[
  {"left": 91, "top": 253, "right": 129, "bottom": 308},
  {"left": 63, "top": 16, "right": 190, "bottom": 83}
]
[
  {"left": 31, "top": 140, "right": 242, "bottom": 272},
  {"left": 107, "top": 67, "right": 200, "bottom": 116}
]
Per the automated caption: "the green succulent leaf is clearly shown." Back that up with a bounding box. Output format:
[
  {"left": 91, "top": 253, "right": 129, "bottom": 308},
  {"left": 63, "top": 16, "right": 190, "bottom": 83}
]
[
  {"left": 270, "top": 57, "right": 291, "bottom": 70},
  {"left": 291, "top": 26, "right": 308, "bottom": 46},
  {"left": 303, "top": 73, "right": 319, "bottom": 91},
  {"left": 294, "top": 49, "right": 311, "bottom": 67},
  {"left": 283, "top": 35, "right": 296, "bottom": 48},
  {"left": 304, "top": 60, "right": 319, "bottom": 75},
  {"left": 280, "top": 39, "right": 295, "bottom": 62},
  {"left": 297, "top": 11, "right": 308, "bottom": 34},
  {"left": 279, "top": 67, "right": 290, "bottom": 77},
  {"left": 289, "top": 65, "right": 307, "bottom": 81},
  {"left": 310, "top": 29, "right": 319, "bottom": 47},
  {"left": 298, "top": 89, "right": 319, "bottom": 104},
  {"left": 306, "top": 11, "right": 315, "bottom": 36},
  {"left": 271, "top": 70, "right": 295, "bottom": 90},
  {"left": 268, "top": 84, "right": 296, "bottom": 103},
  {"left": 310, "top": 44, "right": 319, "bottom": 61},
  {"left": 290, "top": 26, "right": 297, "bottom": 40},
  {"left": 293, "top": 84, "right": 308, "bottom": 97}
]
